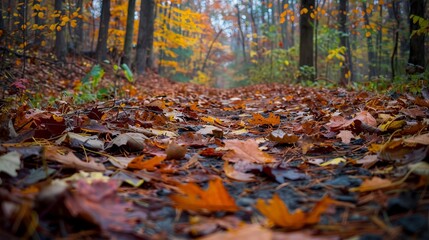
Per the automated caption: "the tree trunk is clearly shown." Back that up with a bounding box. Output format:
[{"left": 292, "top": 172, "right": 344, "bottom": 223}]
[
  {"left": 75, "top": 0, "right": 84, "bottom": 54},
  {"left": 339, "top": 0, "right": 350, "bottom": 85},
  {"left": 135, "top": 0, "right": 155, "bottom": 75},
  {"left": 248, "top": 0, "right": 259, "bottom": 61},
  {"left": 96, "top": 0, "right": 110, "bottom": 63},
  {"left": 299, "top": 0, "right": 315, "bottom": 79},
  {"left": 408, "top": 0, "right": 426, "bottom": 69},
  {"left": 362, "top": 1, "right": 376, "bottom": 78},
  {"left": 123, "top": 0, "right": 136, "bottom": 67},
  {"left": 55, "top": 0, "right": 66, "bottom": 62},
  {"left": 0, "top": 1, "right": 4, "bottom": 42},
  {"left": 235, "top": 4, "right": 246, "bottom": 63}
]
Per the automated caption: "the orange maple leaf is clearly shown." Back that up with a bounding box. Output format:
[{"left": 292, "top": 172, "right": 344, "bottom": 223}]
[
  {"left": 222, "top": 139, "right": 276, "bottom": 163},
  {"left": 170, "top": 178, "right": 238, "bottom": 212},
  {"left": 255, "top": 194, "right": 338, "bottom": 229},
  {"left": 127, "top": 155, "right": 166, "bottom": 171},
  {"left": 248, "top": 113, "right": 280, "bottom": 126}
]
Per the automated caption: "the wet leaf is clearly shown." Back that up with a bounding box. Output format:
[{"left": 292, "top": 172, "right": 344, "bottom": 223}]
[
  {"left": 320, "top": 157, "right": 346, "bottom": 166},
  {"left": 170, "top": 178, "right": 238, "bottom": 212}
]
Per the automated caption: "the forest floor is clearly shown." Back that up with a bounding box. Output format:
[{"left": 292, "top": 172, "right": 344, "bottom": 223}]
[{"left": 1, "top": 60, "right": 429, "bottom": 239}]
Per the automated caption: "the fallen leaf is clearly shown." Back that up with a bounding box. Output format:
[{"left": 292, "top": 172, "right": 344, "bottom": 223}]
[
  {"left": 127, "top": 155, "right": 166, "bottom": 171},
  {"left": 320, "top": 157, "right": 346, "bottom": 166},
  {"left": 200, "top": 224, "right": 272, "bottom": 240},
  {"left": 64, "top": 180, "right": 144, "bottom": 235},
  {"left": 0, "top": 151, "right": 21, "bottom": 177},
  {"left": 248, "top": 113, "right": 280, "bottom": 126},
  {"left": 256, "top": 194, "right": 338, "bottom": 229},
  {"left": 262, "top": 166, "right": 308, "bottom": 183},
  {"left": 170, "top": 178, "right": 238, "bottom": 212},
  {"left": 106, "top": 132, "right": 148, "bottom": 151},
  {"left": 197, "top": 125, "right": 223, "bottom": 135},
  {"left": 336, "top": 130, "right": 354, "bottom": 144},
  {"left": 350, "top": 177, "right": 397, "bottom": 192},
  {"left": 356, "top": 155, "right": 379, "bottom": 168},
  {"left": 56, "top": 132, "right": 104, "bottom": 150},
  {"left": 222, "top": 139, "right": 276, "bottom": 163},
  {"left": 44, "top": 146, "right": 105, "bottom": 172},
  {"left": 404, "top": 133, "right": 429, "bottom": 145},
  {"left": 268, "top": 129, "right": 299, "bottom": 144},
  {"left": 378, "top": 119, "right": 406, "bottom": 132},
  {"left": 224, "top": 161, "right": 255, "bottom": 182}
]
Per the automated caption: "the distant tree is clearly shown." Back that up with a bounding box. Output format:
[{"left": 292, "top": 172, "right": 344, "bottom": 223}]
[
  {"left": 408, "top": 0, "right": 426, "bottom": 70},
  {"left": 135, "top": 0, "right": 155, "bottom": 75},
  {"left": 75, "top": 0, "right": 84, "bottom": 54},
  {"left": 0, "top": 1, "right": 4, "bottom": 41},
  {"left": 123, "top": 0, "right": 136, "bottom": 67},
  {"left": 362, "top": 1, "right": 376, "bottom": 78},
  {"left": 96, "top": 0, "right": 111, "bottom": 62},
  {"left": 299, "top": 0, "right": 315, "bottom": 79},
  {"left": 54, "top": 0, "right": 66, "bottom": 63},
  {"left": 338, "top": 0, "right": 351, "bottom": 85}
]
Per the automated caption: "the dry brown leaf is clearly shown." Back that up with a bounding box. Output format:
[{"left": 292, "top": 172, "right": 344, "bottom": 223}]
[
  {"left": 222, "top": 139, "right": 276, "bottom": 163},
  {"left": 170, "top": 178, "right": 238, "bottom": 212},
  {"left": 223, "top": 161, "right": 255, "bottom": 182},
  {"left": 44, "top": 146, "right": 105, "bottom": 172},
  {"left": 255, "top": 194, "right": 338, "bottom": 229},
  {"left": 268, "top": 129, "right": 299, "bottom": 144}
]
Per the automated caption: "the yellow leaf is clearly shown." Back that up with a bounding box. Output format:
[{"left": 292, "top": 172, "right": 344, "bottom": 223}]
[
  {"left": 38, "top": 12, "right": 44, "bottom": 18},
  {"left": 320, "top": 157, "right": 346, "bottom": 166},
  {"left": 300, "top": 8, "right": 308, "bottom": 15},
  {"left": 56, "top": 26, "right": 61, "bottom": 31},
  {"left": 365, "top": 31, "right": 371, "bottom": 37}
]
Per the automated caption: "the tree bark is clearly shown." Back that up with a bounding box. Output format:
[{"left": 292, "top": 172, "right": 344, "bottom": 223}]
[
  {"left": 362, "top": 2, "right": 376, "bottom": 78},
  {"left": 55, "top": 0, "right": 66, "bottom": 62},
  {"left": 75, "top": 0, "right": 84, "bottom": 54},
  {"left": 339, "top": 0, "right": 350, "bottom": 85},
  {"left": 408, "top": 0, "right": 426, "bottom": 69},
  {"left": 96, "top": 0, "right": 110, "bottom": 63},
  {"left": 299, "top": 0, "right": 315, "bottom": 77},
  {"left": 33, "top": 0, "right": 45, "bottom": 46},
  {"left": 123, "top": 0, "right": 136, "bottom": 67},
  {"left": 135, "top": 0, "right": 155, "bottom": 75},
  {"left": 235, "top": 4, "right": 246, "bottom": 63}
]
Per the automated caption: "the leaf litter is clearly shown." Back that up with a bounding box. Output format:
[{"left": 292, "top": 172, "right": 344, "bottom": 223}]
[{"left": 1, "top": 80, "right": 429, "bottom": 239}]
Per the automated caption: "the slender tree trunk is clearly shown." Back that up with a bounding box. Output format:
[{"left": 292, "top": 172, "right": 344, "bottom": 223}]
[
  {"left": 248, "top": 0, "right": 259, "bottom": 61},
  {"left": 299, "top": 0, "right": 315, "bottom": 79},
  {"left": 75, "top": 0, "right": 83, "bottom": 54},
  {"left": 408, "top": 0, "right": 426, "bottom": 69},
  {"left": 339, "top": 0, "right": 349, "bottom": 86},
  {"left": 201, "top": 29, "right": 223, "bottom": 73},
  {"left": 55, "top": 0, "right": 66, "bottom": 62},
  {"left": 235, "top": 4, "right": 246, "bottom": 63},
  {"left": 96, "top": 0, "right": 110, "bottom": 63},
  {"left": 391, "top": 0, "right": 400, "bottom": 80},
  {"left": 0, "top": 1, "right": 4, "bottom": 42},
  {"left": 135, "top": 0, "right": 155, "bottom": 75},
  {"left": 362, "top": 1, "right": 376, "bottom": 78},
  {"left": 123, "top": 0, "right": 136, "bottom": 67}
]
